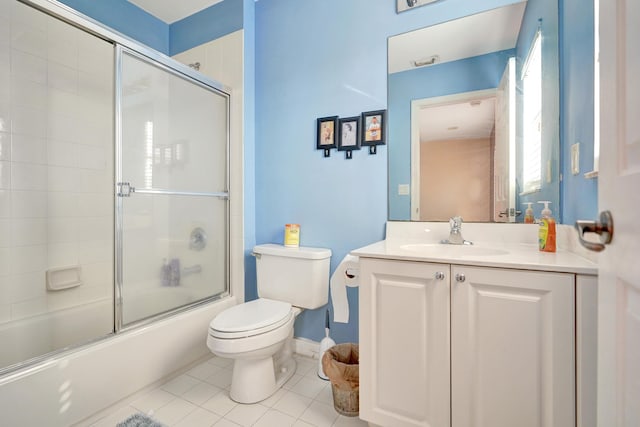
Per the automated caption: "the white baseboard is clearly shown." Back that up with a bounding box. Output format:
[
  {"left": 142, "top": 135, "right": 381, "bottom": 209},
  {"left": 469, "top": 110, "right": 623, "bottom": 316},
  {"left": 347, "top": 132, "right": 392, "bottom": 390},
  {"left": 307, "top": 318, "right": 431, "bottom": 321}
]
[{"left": 293, "top": 337, "right": 321, "bottom": 359}]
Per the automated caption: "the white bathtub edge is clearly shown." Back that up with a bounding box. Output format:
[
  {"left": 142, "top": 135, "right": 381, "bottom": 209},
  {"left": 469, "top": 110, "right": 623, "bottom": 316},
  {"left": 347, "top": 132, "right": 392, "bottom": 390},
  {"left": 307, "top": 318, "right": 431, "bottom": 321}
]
[{"left": 0, "top": 296, "right": 236, "bottom": 427}]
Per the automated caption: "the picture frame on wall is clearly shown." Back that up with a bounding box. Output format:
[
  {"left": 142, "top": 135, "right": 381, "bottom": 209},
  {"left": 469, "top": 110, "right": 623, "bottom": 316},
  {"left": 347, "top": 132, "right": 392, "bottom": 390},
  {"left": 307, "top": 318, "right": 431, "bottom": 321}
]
[
  {"left": 361, "top": 109, "right": 386, "bottom": 154},
  {"left": 316, "top": 116, "right": 338, "bottom": 157},
  {"left": 337, "top": 116, "right": 361, "bottom": 159}
]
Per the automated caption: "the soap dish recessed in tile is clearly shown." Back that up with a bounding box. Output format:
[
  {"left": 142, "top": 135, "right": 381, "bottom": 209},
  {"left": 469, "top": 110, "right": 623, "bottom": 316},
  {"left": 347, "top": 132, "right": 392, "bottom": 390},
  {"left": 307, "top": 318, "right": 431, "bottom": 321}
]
[{"left": 46, "top": 266, "right": 83, "bottom": 291}]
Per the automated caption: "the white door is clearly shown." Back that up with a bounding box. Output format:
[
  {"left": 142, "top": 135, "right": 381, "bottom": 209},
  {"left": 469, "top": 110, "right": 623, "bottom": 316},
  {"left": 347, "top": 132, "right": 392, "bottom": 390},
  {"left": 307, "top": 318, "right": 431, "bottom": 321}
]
[
  {"left": 493, "top": 58, "right": 516, "bottom": 222},
  {"left": 597, "top": 0, "right": 640, "bottom": 425}
]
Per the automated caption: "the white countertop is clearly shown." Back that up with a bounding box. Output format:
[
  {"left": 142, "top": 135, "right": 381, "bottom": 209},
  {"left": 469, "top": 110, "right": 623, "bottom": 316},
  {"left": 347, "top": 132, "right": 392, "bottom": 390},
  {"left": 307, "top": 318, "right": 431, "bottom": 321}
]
[{"left": 351, "top": 239, "right": 598, "bottom": 275}]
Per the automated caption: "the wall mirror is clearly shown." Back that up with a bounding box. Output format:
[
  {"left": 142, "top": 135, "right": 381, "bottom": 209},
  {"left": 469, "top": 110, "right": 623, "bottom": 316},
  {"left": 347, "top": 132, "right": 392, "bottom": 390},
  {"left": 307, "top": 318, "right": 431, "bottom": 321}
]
[
  {"left": 388, "top": 0, "right": 560, "bottom": 223},
  {"left": 397, "top": 0, "right": 440, "bottom": 14}
]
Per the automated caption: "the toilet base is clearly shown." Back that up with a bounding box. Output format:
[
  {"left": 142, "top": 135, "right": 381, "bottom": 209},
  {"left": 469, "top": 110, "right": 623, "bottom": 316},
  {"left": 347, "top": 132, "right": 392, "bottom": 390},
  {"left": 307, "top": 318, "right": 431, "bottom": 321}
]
[{"left": 229, "top": 340, "right": 297, "bottom": 404}]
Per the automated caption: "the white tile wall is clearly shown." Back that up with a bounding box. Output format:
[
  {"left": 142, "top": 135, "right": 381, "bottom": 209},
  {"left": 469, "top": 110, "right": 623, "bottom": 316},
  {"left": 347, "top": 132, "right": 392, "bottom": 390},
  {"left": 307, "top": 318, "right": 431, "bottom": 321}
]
[
  {"left": 0, "top": 219, "right": 9, "bottom": 248},
  {"left": 0, "top": 189, "right": 9, "bottom": 217},
  {"left": 0, "top": 103, "right": 10, "bottom": 132},
  {"left": 0, "top": 247, "right": 10, "bottom": 276},
  {"left": 11, "top": 49, "right": 47, "bottom": 83},
  {"left": 11, "top": 76, "right": 47, "bottom": 109},
  {"left": 10, "top": 218, "right": 47, "bottom": 246},
  {"left": 11, "top": 190, "right": 46, "bottom": 217},
  {"left": 0, "top": 160, "right": 10, "bottom": 189},
  {"left": 11, "top": 133, "right": 47, "bottom": 164},
  {"left": 12, "top": 105, "right": 47, "bottom": 137},
  {"left": 0, "top": 2, "right": 115, "bottom": 369},
  {"left": 11, "top": 162, "right": 47, "bottom": 190},
  {"left": 0, "top": 132, "right": 10, "bottom": 161},
  {"left": 47, "top": 140, "right": 77, "bottom": 167}
]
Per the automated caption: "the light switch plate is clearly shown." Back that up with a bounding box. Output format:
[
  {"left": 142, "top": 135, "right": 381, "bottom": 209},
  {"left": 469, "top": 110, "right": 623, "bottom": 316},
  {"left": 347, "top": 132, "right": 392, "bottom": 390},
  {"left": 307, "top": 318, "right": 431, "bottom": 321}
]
[
  {"left": 398, "top": 184, "right": 410, "bottom": 195},
  {"left": 571, "top": 143, "right": 580, "bottom": 175}
]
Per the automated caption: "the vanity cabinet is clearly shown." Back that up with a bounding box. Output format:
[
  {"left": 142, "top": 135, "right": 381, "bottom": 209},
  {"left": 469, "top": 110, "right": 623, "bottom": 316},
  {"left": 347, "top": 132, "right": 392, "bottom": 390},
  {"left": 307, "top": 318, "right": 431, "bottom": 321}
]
[
  {"left": 450, "top": 266, "right": 574, "bottom": 427},
  {"left": 359, "top": 259, "right": 451, "bottom": 427},
  {"left": 359, "top": 258, "right": 576, "bottom": 427}
]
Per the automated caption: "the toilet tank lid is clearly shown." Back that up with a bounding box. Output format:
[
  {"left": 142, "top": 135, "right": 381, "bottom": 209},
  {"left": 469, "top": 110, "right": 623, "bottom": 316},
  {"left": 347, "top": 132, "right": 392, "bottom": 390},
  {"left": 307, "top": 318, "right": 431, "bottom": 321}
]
[{"left": 253, "top": 244, "right": 331, "bottom": 260}]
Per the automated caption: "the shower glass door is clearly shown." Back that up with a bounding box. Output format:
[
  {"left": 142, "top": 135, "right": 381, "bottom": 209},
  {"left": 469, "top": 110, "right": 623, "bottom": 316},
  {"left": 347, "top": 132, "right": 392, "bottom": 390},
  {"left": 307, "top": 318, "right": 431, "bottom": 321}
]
[
  {"left": 0, "top": 2, "right": 115, "bottom": 372},
  {"left": 118, "top": 48, "right": 229, "bottom": 327}
]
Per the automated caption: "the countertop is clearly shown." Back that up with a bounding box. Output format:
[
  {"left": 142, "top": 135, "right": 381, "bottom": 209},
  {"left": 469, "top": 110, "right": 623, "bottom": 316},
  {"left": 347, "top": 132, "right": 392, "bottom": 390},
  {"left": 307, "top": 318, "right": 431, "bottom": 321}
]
[{"left": 351, "top": 239, "right": 598, "bottom": 275}]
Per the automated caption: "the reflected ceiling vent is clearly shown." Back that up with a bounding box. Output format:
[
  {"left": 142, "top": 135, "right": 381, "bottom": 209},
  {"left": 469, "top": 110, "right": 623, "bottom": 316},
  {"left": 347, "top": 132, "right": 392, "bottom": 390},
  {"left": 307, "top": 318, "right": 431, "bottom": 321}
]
[
  {"left": 470, "top": 100, "right": 482, "bottom": 107},
  {"left": 447, "top": 126, "right": 459, "bottom": 131},
  {"left": 412, "top": 55, "right": 439, "bottom": 68}
]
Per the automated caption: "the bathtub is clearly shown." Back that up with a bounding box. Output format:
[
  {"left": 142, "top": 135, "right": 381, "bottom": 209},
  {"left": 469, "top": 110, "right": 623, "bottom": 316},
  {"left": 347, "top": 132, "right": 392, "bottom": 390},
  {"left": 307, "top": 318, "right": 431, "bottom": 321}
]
[
  {"left": 121, "top": 286, "right": 225, "bottom": 326},
  {"left": 0, "top": 298, "right": 113, "bottom": 370},
  {"left": 0, "top": 294, "right": 237, "bottom": 427}
]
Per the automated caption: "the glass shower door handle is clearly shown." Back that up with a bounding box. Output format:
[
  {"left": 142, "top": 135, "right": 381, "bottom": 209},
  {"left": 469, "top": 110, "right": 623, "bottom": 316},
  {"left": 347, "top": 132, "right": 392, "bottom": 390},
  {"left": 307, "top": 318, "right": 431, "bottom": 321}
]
[{"left": 117, "top": 182, "right": 135, "bottom": 197}]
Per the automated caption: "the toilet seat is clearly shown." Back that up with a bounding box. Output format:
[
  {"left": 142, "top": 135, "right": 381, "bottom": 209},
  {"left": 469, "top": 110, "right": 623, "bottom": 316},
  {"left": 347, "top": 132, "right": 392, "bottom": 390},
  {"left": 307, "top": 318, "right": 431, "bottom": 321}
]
[{"left": 209, "top": 298, "right": 292, "bottom": 339}]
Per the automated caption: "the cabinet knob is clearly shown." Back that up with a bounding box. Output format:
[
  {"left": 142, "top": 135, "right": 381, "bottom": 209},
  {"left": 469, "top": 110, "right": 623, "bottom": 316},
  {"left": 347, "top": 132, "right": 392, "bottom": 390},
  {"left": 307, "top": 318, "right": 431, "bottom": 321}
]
[
  {"left": 455, "top": 273, "right": 466, "bottom": 282},
  {"left": 435, "top": 271, "right": 445, "bottom": 280}
]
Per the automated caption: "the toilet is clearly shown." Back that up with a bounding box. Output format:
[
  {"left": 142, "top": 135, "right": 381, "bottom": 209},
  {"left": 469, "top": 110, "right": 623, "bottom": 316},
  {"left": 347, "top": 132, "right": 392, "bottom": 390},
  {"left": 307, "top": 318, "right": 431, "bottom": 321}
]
[{"left": 207, "top": 243, "right": 331, "bottom": 403}]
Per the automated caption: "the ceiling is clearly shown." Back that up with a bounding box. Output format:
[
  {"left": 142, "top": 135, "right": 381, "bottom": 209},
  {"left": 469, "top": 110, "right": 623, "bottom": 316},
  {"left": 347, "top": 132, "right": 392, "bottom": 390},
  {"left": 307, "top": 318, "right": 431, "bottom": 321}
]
[
  {"left": 419, "top": 96, "right": 496, "bottom": 143},
  {"left": 388, "top": 1, "right": 527, "bottom": 74},
  {"left": 128, "top": 0, "right": 223, "bottom": 23}
]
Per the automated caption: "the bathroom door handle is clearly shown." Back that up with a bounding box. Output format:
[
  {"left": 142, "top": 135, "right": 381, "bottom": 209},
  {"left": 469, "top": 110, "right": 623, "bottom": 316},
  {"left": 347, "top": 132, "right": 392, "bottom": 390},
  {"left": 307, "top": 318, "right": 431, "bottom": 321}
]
[{"left": 575, "top": 210, "right": 614, "bottom": 252}]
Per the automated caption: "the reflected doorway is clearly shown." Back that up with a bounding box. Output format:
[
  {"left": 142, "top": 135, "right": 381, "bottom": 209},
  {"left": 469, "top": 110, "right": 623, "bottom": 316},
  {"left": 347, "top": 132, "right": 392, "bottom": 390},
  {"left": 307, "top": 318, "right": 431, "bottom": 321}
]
[{"left": 410, "top": 61, "right": 516, "bottom": 222}]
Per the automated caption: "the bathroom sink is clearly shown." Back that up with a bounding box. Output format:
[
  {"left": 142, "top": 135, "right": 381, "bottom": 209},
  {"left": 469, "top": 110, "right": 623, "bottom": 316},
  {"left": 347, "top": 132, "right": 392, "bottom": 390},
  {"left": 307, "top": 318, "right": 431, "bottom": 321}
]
[{"left": 399, "top": 243, "right": 509, "bottom": 257}]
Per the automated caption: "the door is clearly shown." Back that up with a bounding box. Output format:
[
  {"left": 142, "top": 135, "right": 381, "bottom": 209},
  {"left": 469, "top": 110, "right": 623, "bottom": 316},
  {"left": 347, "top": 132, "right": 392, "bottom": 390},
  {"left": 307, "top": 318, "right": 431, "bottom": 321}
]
[
  {"left": 359, "top": 258, "right": 450, "bottom": 427},
  {"left": 494, "top": 57, "right": 516, "bottom": 222},
  {"left": 451, "top": 266, "right": 574, "bottom": 427},
  {"left": 597, "top": 0, "right": 640, "bottom": 425},
  {"left": 117, "top": 48, "right": 230, "bottom": 327}
]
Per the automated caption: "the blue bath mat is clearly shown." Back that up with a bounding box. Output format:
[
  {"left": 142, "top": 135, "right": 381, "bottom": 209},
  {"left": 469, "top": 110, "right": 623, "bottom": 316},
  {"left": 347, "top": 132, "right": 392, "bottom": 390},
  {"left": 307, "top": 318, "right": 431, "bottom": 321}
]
[{"left": 116, "top": 413, "right": 166, "bottom": 427}]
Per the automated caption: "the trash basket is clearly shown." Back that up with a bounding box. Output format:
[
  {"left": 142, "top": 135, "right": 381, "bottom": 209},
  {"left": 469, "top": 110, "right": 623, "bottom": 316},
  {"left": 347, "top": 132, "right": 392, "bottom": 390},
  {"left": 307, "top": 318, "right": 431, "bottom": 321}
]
[{"left": 321, "top": 343, "right": 359, "bottom": 417}]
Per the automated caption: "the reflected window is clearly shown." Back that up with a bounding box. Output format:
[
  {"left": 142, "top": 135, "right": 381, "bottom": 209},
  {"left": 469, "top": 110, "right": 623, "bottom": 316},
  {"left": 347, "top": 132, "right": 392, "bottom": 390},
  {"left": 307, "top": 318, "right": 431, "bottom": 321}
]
[{"left": 521, "top": 30, "right": 542, "bottom": 193}]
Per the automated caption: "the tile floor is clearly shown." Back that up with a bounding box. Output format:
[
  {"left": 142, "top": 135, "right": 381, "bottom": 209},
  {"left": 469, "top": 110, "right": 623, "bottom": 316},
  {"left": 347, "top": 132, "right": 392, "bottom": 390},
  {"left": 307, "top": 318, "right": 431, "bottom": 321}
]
[{"left": 85, "top": 354, "right": 367, "bottom": 427}]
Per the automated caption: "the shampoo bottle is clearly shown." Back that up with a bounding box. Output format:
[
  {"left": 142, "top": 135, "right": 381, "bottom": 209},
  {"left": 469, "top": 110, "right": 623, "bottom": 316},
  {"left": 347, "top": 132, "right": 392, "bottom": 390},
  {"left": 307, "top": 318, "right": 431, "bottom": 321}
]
[
  {"left": 524, "top": 202, "right": 535, "bottom": 224},
  {"left": 538, "top": 201, "right": 556, "bottom": 252}
]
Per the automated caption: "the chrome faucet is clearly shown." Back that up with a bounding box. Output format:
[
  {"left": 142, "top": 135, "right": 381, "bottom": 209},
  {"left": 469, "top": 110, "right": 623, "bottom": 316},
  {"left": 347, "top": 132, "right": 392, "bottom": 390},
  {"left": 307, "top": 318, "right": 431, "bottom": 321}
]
[{"left": 441, "top": 216, "right": 473, "bottom": 245}]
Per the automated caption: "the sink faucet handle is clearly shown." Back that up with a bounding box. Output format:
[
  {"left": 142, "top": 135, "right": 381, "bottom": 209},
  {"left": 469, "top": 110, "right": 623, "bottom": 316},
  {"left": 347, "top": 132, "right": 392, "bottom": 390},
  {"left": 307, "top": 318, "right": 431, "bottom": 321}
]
[{"left": 450, "top": 216, "right": 463, "bottom": 231}]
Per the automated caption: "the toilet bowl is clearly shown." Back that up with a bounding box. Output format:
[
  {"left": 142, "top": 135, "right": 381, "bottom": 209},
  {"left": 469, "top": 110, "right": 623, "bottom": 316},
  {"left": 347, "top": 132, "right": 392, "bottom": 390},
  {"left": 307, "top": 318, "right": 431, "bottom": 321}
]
[
  {"left": 206, "top": 244, "right": 331, "bottom": 404},
  {"left": 207, "top": 298, "right": 300, "bottom": 403}
]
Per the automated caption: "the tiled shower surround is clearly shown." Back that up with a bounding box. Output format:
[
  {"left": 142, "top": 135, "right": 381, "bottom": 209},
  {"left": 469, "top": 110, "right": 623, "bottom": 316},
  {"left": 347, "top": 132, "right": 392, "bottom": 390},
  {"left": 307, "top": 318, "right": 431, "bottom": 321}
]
[{"left": 0, "top": 0, "right": 115, "bottom": 368}]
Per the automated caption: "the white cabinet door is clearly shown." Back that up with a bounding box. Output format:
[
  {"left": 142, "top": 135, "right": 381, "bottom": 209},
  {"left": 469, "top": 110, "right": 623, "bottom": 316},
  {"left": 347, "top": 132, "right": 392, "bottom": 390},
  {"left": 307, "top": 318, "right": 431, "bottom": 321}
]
[
  {"left": 359, "top": 259, "right": 450, "bottom": 427},
  {"left": 451, "top": 266, "right": 575, "bottom": 427}
]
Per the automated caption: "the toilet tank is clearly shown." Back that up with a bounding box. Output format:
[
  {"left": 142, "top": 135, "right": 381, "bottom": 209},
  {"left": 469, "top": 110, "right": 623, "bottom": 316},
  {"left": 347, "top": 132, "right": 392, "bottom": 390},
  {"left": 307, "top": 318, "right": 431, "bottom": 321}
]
[{"left": 253, "top": 244, "right": 331, "bottom": 309}]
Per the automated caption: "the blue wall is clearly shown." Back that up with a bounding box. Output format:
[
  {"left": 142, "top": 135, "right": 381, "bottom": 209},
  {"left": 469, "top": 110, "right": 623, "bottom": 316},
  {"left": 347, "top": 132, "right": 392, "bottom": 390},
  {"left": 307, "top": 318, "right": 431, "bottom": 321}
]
[
  {"left": 559, "top": 0, "right": 598, "bottom": 225},
  {"left": 169, "top": 0, "right": 243, "bottom": 56},
  {"left": 58, "top": 0, "right": 169, "bottom": 54},
  {"left": 242, "top": 0, "right": 258, "bottom": 301},
  {"left": 254, "top": 0, "right": 519, "bottom": 344},
  {"left": 388, "top": 50, "right": 515, "bottom": 220},
  {"left": 56, "top": 0, "right": 598, "bottom": 345}
]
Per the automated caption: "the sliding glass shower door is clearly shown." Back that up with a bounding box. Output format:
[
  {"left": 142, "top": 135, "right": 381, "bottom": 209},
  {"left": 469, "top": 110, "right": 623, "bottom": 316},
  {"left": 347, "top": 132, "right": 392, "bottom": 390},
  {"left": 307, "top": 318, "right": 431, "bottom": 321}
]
[{"left": 117, "top": 48, "right": 229, "bottom": 327}]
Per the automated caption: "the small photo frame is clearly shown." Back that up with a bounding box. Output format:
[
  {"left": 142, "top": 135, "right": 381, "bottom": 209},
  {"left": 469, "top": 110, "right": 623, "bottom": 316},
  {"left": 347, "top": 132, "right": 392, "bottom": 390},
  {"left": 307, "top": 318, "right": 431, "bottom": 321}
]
[
  {"left": 361, "top": 110, "right": 386, "bottom": 154},
  {"left": 337, "top": 116, "right": 361, "bottom": 159},
  {"left": 316, "top": 116, "right": 338, "bottom": 157}
]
